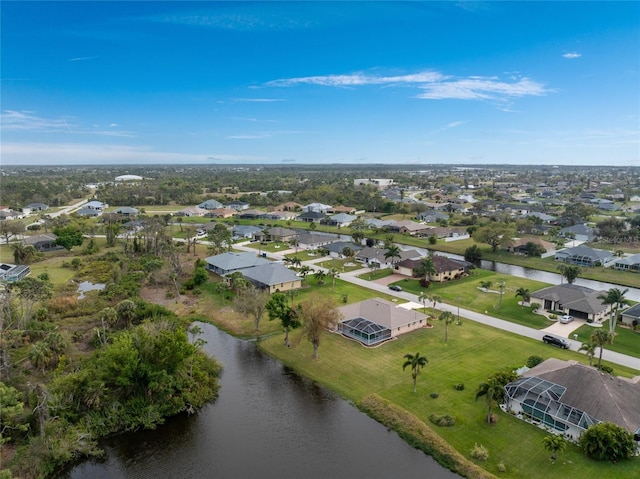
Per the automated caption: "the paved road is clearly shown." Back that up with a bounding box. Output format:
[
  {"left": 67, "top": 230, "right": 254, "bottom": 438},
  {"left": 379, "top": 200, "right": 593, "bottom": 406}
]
[{"left": 234, "top": 242, "right": 640, "bottom": 371}]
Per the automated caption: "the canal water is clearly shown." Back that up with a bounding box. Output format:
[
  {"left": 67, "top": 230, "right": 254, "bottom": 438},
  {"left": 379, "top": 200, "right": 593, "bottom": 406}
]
[{"left": 61, "top": 323, "right": 460, "bottom": 479}]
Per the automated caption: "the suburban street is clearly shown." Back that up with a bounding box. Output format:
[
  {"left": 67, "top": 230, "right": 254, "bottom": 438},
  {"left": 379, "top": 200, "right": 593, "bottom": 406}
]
[{"left": 233, "top": 242, "right": 640, "bottom": 371}]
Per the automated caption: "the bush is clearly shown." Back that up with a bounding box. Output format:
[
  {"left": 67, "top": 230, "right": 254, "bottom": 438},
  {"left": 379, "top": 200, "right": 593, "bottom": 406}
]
[
  {"left": 598, "top": 365, "right": 614, "bottom": 375},
  {"left": 429, "top": 414, "right": 456, "bottom": 427},
  {"left": 471, "top": 443, "right": 489, "bottom": 461},
  {"left": 579, "top": 422, "right": 635, "bottom": 461},
  {"left": 497, "top": 462, "right": 506, "bottom": 473},
  {"left": 526, "top": 355, "right": 545, "bottom": 368},
  {"left": 430, "top": 392, "right": 439, "bottom": 399},
  {"left": 549, "top": 314, "right": 557, "bottom": 320},
  {"left": 453, "top": 383, "right": 465, "bottom": 391}
]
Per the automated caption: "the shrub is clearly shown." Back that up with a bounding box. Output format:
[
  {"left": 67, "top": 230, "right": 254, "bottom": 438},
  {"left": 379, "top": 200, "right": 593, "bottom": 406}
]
[
  {"left": 579, "top": 422, "right": 635, "bottom": 461},
  {"left": 549, "top": 314, "right": 557, "bottom": 320},
  {"left": 430, "top": 392, "right": 439, "bottom": 399},
  {"left": 530, "top": 303, "right": 539, "bottom": 312},
  {"left": 453, "top": 383, "right": 465, "bottom": 391},
  {"left": 471, "top": 443, "right": 489, "bottom": 461},
  {"left": 429, "top": 414, "right": 456, "bottom": 427},
  {"left": 598, "top": 365, "right": 614, "bottom": 375},
  {"left": 497, "top": 462, "right": 506, "bottom": 472},
  {"left": 526, "top": 355, "right": 545, "bottom": 368}
]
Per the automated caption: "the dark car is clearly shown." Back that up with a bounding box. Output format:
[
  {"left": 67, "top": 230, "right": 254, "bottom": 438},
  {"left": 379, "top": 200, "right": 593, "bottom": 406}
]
[
  {"left": 542, "top": 334, "right": 569, "bottom": 349},
  {"left": 389, "top": 285, "right": 402, "bottom": 292}
]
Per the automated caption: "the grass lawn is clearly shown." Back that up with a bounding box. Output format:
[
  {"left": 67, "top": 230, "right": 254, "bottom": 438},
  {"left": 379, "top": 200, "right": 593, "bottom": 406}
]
[
  {"left": 357, "top": 267, "right": 393, "bottom": 281},
  {"left": 389, "top": 270, "right": 553, "bottom": 330},
  {"left": 243, "top": 241, "right": 290, "bottom": 254},
  {"left": 259, "top": 319, "right": 639, "bottom": 479},
  {"left": 315, "top": 257, "right": 363, "bottom": 273},
  {"left": 571, "top": 324, "right": 640, "bottom": 358}
]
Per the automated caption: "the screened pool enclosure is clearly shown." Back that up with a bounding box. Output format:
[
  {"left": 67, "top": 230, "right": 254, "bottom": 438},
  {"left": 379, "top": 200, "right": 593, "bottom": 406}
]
[
  {"left": 338, "top": 317, "right": 392, "bottom": 346},
  {"left": 505, "top": 377, "right": 598, "bottom": 435}
]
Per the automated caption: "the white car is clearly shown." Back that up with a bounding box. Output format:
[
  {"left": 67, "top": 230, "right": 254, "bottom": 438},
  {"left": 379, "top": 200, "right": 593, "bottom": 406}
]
[{"left": 559, "top": 315, "right": 574, "bottom": 324}]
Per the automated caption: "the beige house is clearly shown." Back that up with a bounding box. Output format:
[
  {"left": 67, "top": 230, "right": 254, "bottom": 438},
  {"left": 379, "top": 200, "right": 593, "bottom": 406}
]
[
  {"left": 529, "top": 284, "right": 609, "bottom": 322},
  {"left": 338, "top": 298, "right": 428, "bottom": 346}
]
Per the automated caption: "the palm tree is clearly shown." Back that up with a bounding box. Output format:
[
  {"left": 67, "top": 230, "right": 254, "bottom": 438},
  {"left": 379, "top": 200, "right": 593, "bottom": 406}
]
[
  {"left": 418, "top": 292, "right": 432, "bottom": 326},
  {"left": 515, "top": 287, "right": 530, "bottom": 307},
  {"left": 578, "top": 341, "right": 597, "bottom": 367},
  {"left": 557, "top": 264, "right": 581, "bottom": 284},
  {"left": 117, "top": 299, "right": 137, "bottom": 327},
  {"left": 314, "top": 269, "right": 327, "bottom": 285},
  {"left": 430, "top": 294, "right": 442, "bottom": 313},
  {"left": 327, "top": 268, "right": 340, "bottom": 291},
  {"left": 475, "top": 379, "right": 502, "bottom": 423},
  {"left": 598, "top": 288, "right": 630, "bottom": 333},
  {"left": 414, "top": 257, "right": 436, "bottom": 281},
  {"left": 384, "top": 244, "right": 402, "bottom": 268},
  {"left": 542, "top": 435, "right": 567, "bottom": 461},
  {"left": 28, "top": 341, "right": 52, "bottom": 374},
  {"left": 590, "top": 329, "right": 614, "bottom": 370},
  {"left": 439, "top": 311, "right": 455, "bottom": 342},
  {"left": 402, "top": 352, "right": 428, "bottom": 393},
  {"left": 298, "top": 265, "right": 312, "bottom": 283}
]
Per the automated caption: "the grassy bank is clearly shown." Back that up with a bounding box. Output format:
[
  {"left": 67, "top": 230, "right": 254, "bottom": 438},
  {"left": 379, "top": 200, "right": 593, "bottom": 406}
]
[{"left": 258, "top": 319, "right": 639, "bottom": 479}]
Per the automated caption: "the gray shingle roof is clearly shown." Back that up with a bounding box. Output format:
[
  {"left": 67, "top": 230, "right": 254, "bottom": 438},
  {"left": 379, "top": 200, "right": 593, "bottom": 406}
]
[
  {"left": 531, "top": 284, "right": 608, "bottom": 315},
  {"left": 241, "top": 263, "right": 300, "bottom": 287}
]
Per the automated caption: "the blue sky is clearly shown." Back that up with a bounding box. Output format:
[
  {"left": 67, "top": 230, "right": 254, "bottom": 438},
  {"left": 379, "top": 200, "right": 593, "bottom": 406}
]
[{"left": 1, "top": 1, "right": 638, "bottom": 166}]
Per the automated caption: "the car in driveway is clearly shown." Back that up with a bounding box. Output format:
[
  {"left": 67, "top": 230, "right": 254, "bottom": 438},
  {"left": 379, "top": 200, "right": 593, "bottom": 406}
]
[
  {"left": 542, "top": 334, "right": 569, "bottom": 349},
  {"left": 389, "top": 285, "right": 402, "bottom": 292},
  {"left": 559, "top": 315, "right": 574, "bottom": 324}
]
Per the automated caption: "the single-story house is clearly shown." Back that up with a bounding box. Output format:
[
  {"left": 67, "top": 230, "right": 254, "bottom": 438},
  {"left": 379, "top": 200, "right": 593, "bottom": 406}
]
[
  {"left": 302, "top": 202, "right": 332, "bottom": 213},
  {"left": 76, "top": 207, "right": 102, "bottom": 217},
  {"left": 85, "top": 200, "right": 107, "bottom": 211},
  {"left": 338, "top": 298, "right": 428, "bottom": 346},
  {"left": 232, "top": 225, "right": 262, "bottom": 240},
  {"left": 205, "top": 251, "right": 271, "bottom": 276},
  {"left": 240, "top": 263, "right": 302, "bottom": 293},
  {"left": 0, "top": 263, "right": 30, "bottom": 282},
  {"left": 558, "top": 224, "right": 595, "bottom": 242},
  {"left": 326, "top": 213, "right": 357, "bottom": 227},
  {"left": 274, "top": 202, "right": 302, "bottom": 212},
  {"left": 328, "top": 205, "right": 357, "bottom": 214},
  {"left": 198, "top": 199, "right": 224, "bottom": 210},
  {"left": 226, "top": 201, "right": 250, "bottom": 211},
  {"left": 529, "top": 284, "right": 609, "bottom": 322},
  {"left": 416, "top": 210, "right": 449, "bottom": 223},
  {"left": 237, "top": 209, "right": 267, "bottom": 220},
  {"left": 296, "top": 231, "right": 340, "bottom": 250},
  {"left": 258, "top": 226, "right": 297, "bottom": 243},
  {"left": 176, "top": 206, "right": 208, "bottom": 217},
  {"left": 387, "top": 220, "right": 431, "bottom": 236},
  {"left": 555, "top": 245, "right": 614, "bottom": 267},
  {"left": 504, "top": 359, "right": 640, "bottom": 442},
  {"left": 505, "top": 238, "right": 556, "bottom": 255},
  {"left": 364, "top": 218, "right": 395, "bottom": 230},
  {"left": 204, "top": 208, "right": 236, "bottom": 219},
  {"left": 25, "top": 203, "right": 49, "bottom": 212},
  {"left": 114, "top": 207, "right": 139, "bottom": 217},
  {"left": 620, "top": 303, "right": 640, "bottom": 327},
  {"left": 264, "top": 210, "right": 298, "bottom": 221},
  {"left": 23, "top": 233, "right": 60, "bottom": 252},
  {"left": 0, "top": 210, "right": 24, "bottom": 221},
  {"left": 356, "top": 247, "right": 421, "bottom": 269},
  {"left": 297, "top": 211, "right": 326, "bottom": 223},
  {"left": 613, "top": 253, "right": 640, "bottom": 273},
  {"left": 323, "top": 241, "right": 362, "bottom": 258},
  {"left": 519, "top": 212, "right": 557, "bottom": 223}
]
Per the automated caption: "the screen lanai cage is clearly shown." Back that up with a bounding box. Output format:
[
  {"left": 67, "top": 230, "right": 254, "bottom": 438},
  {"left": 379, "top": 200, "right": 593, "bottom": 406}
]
[
  {"left": 338, "top": 317, "right": 391, "bottom": 346},
  {"left": 504, "top": 376, "right": 598, "bottom": 437}
]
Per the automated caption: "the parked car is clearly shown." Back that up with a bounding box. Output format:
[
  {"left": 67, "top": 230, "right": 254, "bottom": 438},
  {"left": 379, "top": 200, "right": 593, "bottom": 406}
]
[
  {"left": 389, "top": 285, "right": 402, "bottom": 292},
  {"left": 559, "top": 315, "right": 574, "bottom": 324},
  {"left": 542, "top": 334, "right": 569, "bottom": 349}
]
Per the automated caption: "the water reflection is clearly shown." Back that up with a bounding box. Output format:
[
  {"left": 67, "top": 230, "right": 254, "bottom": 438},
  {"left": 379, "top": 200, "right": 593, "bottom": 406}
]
[{"left": 62, "top": 323, "right": 459, "bottom": 479}]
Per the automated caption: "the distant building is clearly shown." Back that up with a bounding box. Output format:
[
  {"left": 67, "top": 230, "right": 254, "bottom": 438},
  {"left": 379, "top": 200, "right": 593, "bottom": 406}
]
[
  {"left": 353, "top": 178, "right": 394, "bottom": 190},
  {"left": 115, "top": 175, "right": 143, "bottom": 182},
  {"left": 0, "top": 263, "right": 30, "bottom": 282}
]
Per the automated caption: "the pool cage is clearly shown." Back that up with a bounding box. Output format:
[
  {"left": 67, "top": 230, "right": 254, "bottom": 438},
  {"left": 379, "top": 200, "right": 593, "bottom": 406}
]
[
  {"left": 338, "top": 317, "right": 392, "bottom": 346},
  {"left": 504, "top": 377, "right": 599, "bottom": 435}
]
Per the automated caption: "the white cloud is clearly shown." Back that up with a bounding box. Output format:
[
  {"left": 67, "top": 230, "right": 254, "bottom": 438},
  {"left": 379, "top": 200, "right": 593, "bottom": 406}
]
[
  {"left": 266, "top": 70, "right": 551, "bottom": 102},
  {"left": 1, "top": 110, "right": 135, "bottom": 137},
  {"left": 69, "top": 56, "right": 95, "bottom": 62},
  {"left": 233, "top": 98, "right": 286, "bottom": 102},
  {"left": 562, "top": 52, "right": 581, "bottom": 59},
  {"left": 0, "top": 142, "right": 262, "bottom": 165},
  {"left": 225, "top": 134, "right": 271, "bottom": 139}
]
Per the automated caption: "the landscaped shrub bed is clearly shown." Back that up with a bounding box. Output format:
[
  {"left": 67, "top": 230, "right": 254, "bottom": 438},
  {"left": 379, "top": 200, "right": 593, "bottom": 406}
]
[{"left": 429, "top": 413, "right": 457, "bottom": 427}]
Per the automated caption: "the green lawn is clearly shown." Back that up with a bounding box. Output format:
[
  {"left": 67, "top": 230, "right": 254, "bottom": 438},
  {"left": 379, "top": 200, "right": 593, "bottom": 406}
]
[
  {"left": 259, "top": 319, "right": 639, "bottom": 479},
  {"left": 571, "top": 324, "right": 640, "bottom": 358}
]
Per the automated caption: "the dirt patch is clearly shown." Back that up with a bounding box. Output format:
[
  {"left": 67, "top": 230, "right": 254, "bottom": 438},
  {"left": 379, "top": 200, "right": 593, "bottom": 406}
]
[{"left": 140, "top": 286, "right": 200, "bottom": 316}]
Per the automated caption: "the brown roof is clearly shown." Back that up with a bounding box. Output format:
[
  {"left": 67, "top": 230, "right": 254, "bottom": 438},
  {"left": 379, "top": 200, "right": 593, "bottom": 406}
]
[
  {"left": 524, "top": 359, "right": 640, "bottom": 433},
  {"left": 431, "top": 255, "right": 465, "bottom": 273}
]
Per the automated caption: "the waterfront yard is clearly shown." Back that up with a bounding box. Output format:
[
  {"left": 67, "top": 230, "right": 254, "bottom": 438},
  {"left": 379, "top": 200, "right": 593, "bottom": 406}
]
[{"left": 259, "top": 319, "right": 639, "bottom": 479}]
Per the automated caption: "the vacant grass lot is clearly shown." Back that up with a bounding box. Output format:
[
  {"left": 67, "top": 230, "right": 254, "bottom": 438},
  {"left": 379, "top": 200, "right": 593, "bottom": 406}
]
[
  {"left": 259, "top": 319, "right": 639, "bottom": 479},
  {"left": 572, "top": 323, "right": 640, "bottom": 359}
]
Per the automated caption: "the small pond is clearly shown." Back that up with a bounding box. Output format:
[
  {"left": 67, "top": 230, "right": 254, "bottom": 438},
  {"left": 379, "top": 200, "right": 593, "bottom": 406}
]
[{"left": 77, "top": 281, "right": 106, "bottom": 299}]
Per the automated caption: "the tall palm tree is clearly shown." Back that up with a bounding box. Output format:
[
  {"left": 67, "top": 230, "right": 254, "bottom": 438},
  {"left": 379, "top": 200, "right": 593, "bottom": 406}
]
[
  {"left": 402, "top": 352, "right": 428, "bottom": 393},
  {"left": 418, "top": 292, "right": 432, "bottom": 326},
  {"left": 439, "top": 311, "right": 455, "bottom": 342},
  {"left": 475, "top": 379, "right": 502, "bottom": 423},
  {"left": 515, "top": 287, "right": 530, "bottom": 308},
  {"left": 414, "top": 257, "right": 436, "bottom": 281},
  {"left": 327, "top": 268, "right": 340, "bottom": 291},
  {"left": 313, "top": 269, "right": 327, "bottom": 285},
  {"left": 590, "top": 329, "right": 614, "bottom": 370},
  {"left": 598, "top": 288, "right": 630, "bottom": 333},
  {"left": 384, "top": 245, "right": 402, "bottom": 268},
  {"left": 430, "top": 294, "right": 442, "bottom": 312},
  {"left": 298, "top": 265, "right": 312, "bottom": 283},
  {"left": 578, "top": 341, "right": 597, "bottom": 367}
]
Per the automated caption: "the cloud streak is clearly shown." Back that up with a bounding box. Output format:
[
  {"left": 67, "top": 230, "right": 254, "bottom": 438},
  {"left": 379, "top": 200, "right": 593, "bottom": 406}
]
[
  {"left": 1, "top": 110, "right": 135, "bottom": 137},
  {"left": 266, "top": 70, "right": 551, "bottom": 102},
  {"left": 562, "top": 52, "right": 581, "bottom": 59}
]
